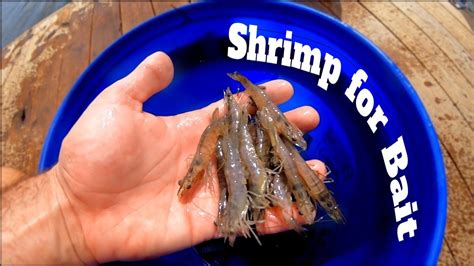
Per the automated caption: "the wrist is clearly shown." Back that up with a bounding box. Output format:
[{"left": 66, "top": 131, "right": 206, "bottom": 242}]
[
  {"left": 49, "top": 165, "right": 97, "bottom": 265},
  {"left": 1, "top": 167, "right": 95, "bottom": 264}
]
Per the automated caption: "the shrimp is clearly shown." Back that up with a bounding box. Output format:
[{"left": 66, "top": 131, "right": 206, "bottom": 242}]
[
  {"left": 215, "top": 137, "right": 228, "bottom": 230},
  {"left": 257, "top": 108, "right": 314, "bottom": 225},
  {"left": 224, "top": 88, "right": 240, "bottom": 135},
  {"left": 239, "top": 107, "right": 270, "bottom": 220},
  {"left": 270, "top": 171, "right": 303, "bottom": 233},
  {"left": 221, "top": 90, "right": 253, "bottom": 246},
  {"left": 228, "top": 72, "right": 307, "bottom": 150},
  {"left": 221, "top": 128, "right": 251, "bottom": 246},
  {"left": 255, "top": 116, "right": 271, "bottom": 167},
  {"left": 178, "top": 108, "right": 226, "bottom": 197},
  {"left": 284, "top": 139, "right": 345, "bottom": 223}
]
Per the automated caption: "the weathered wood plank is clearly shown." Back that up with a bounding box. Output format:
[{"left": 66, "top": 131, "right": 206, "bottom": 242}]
[
  {"left": 441, "top": 145, "right": 474, "bottom": 264},
  {"left": 326, "top": 1, "right": 474, "bottom": 196},
  {"left": 2, "top": 29, "right": 36, "bottom": 97},
  {"left": 334, "top": 0, "right": 474, "bottom": 195},
  {"left": 419, "top": 2, "right": 474, "bottom": 57},
  {"left": 392, "top": 2, "right": 474, "bottom": 85},
  {"left": 438, "top": 239, "right": 458, "bottom": 266},
  {"left": 1, "top": 3, "right": 93, "bottom": 175},
  {"left": 54, "top": 3, "right": 93, "bottom": 107},
  {"left": 150, "top": 1, "right": 189, "bottom": 16},
  {"left": 297, "top": 1, "right": 335, "bottom": 17},
  {"left": 90, "top": 2, "right": 122, "bottom": 62},
  {"left": 2, "top": 37, "right": 28, "bottom": 88},
  {"left": 322, "top": 2, "right": 474, "bottom": 264},
  {"left": 361, "top": 2, "right": 474, "bottom": 130},
  {"left": 120, "top": 1, "right": 155, "bottom": 34},
  {"left": 439, "top": 1, "right": 474, "bottom": 32}
]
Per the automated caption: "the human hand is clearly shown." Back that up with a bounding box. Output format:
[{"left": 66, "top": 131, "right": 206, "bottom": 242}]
[{"left": 53, "top": 51, "right": 325, "bottom": 263}]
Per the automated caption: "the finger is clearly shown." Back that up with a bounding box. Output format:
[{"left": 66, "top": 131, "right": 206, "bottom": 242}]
[
  {"left": 201, "top": 79, "right": 293, "bottom": 117},
  {"left": 257, "top": 160, "right": 327, "bottom": 235},
  {"left": 256, "top": 204, "right": 314, "bottom": 235},
  {"left": 114, "top": 51, "right": 174, "bottom": 103},
  {"left": 306, "top": 159, "right": 327, "bottom": 178},
  {"left": 284, "top": 106, "right": 320, "bottom": 133}
]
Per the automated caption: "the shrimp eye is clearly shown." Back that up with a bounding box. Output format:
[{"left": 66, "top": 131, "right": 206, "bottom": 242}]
[{"left": 178, "top": 180, "right": 183, "bottom": 185}]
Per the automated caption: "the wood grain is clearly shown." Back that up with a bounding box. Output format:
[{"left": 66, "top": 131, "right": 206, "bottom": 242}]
[
  {"left": 392, "top": 2, "right": 474, "bottom": 86},
  {"left": 54, "top": 3, "right": 94, "bottom": 107},
  {"left": 438, "top": 239, "right": 457, "bottom": 265},
  {"left": 90, "top": 2, "right": 121, "bottom": 61},
  {"left": 442, "top": 145, "right": 474, "bottom": 264},
  {"left": 150, "top": 1, "right": 189, "bottom": 16},
  {"left": 298, "top": 1, "right": 335, "bottom": 16},
  {"left": 439, "top": 1, "right": 474, "bottom": 32},
  {"left": 120, "top": 1, "right": 154, "bottom": 34},
  {"left": 326, "top": 1, "right": 474, "bottom": 196},
  {"left": 322, "top": 2, "right": 473, "bottom": 264},
  {"left": 419, "top": 2, "right": 474, "bottom": 57},
  {"left": 362, "top": 2, "right": 474, "bottom": 129},
  {"left": 1, "top": 3, "right": 93, "bottom": 175}
]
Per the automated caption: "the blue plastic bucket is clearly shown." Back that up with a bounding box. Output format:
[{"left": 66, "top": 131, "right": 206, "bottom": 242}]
[{"left": 39, "top": 2, "right": 446, "bottom": 265}]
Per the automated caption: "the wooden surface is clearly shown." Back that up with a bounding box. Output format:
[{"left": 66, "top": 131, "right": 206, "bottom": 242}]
[{"left": 1, "top": 1, "right": 473, "bottom": 265}]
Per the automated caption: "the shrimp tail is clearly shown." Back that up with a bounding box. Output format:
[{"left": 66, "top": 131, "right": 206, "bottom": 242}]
[
  {"left": 227, "top": 71, "right": 242, "bottom": 82},
  {"left": 318, "top": 190, "right": 346, "bottom": 224}
]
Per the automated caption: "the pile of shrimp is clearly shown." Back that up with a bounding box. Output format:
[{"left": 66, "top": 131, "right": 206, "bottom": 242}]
[{"left": 178, "top": 72, "right": 344, "bottom": 246}]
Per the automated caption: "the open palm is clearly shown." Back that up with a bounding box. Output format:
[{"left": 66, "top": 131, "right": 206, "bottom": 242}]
[{"left": 54, "top": 52, "right": 323, "bottom": 263}]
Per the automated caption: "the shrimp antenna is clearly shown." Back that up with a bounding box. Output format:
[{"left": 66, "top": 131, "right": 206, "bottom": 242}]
[
  {"left": 185, "top": 154, "right": 194, "bottom": 165},
  {"left": 325, "top": 165, "right": 332, "bottom": 176},
  {"left": 324, "top": 177, "right": 335, "bottom": 184},
  {"left": 241, "top": 218, "right": 262, "bottom": 246},
  {"left": 315, "top": 214, "right": 334, "bottom": 224},
  {"left": 204, "top": 163, "right": 217, "bottom": 196}
]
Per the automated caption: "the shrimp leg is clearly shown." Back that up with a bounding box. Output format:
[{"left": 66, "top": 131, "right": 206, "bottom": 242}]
[
  {"left": 270, "top": 171, "right": 303, "bottom": 233},
  {"left": 221, "top": 130, "right": 250, "bottom": 246},
  {"left": 284, "top": 139, "right": 345, "bottom": 223},
  {"left": 257, "top": 108, "right": 315, "bottom": 225},
  {"left": 239, "top": 108, "right": 270, "bottom": 221},
  {"left": 222, "top": 91, "right": 252, "bottom": 246}
]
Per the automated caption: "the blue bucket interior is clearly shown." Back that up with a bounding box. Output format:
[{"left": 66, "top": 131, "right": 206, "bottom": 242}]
[{"left": 39, "top": 3, "right": 446, "bottom": 265}]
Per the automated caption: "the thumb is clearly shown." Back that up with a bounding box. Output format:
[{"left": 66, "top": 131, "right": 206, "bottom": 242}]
[{"left": 114, "top": 51, "right": 174, "bottom": 103}]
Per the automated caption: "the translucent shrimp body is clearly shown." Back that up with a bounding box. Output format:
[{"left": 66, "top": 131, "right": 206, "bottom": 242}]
[
  {"left": 222, "top": 91, "right": 251, "bottom": 246},
  {"left": 221, "top": 129, "right": 250, "bottom": 246},
  {"left": 178, "top": 74, "right": 345, "bottom": 246},
  {"left": 271, "top": 171, "right": 303, "bottom": 233},
  {"left": 255, "top": 117, "right": 271, "bottom": 166},
  {"left": 284, "top": 139, "right": 345, "bottom": 223},
  {"left": 239, "top": 108, "right": 270, "bottom": 220},
  {"left": 215, "top": 138, "right": 228, "bottom": 230},
  {"left": 228, "top": 72, "right": 307, "bottom": 150},
  {"left": 224, "top": 88, "right": 240, "bottom": 135},
  {"left": 257, "top": 108, "right": 314, "bottom": 224},
  {"left": 178, "top": 109, "right": 226, "bottom": 197}
]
